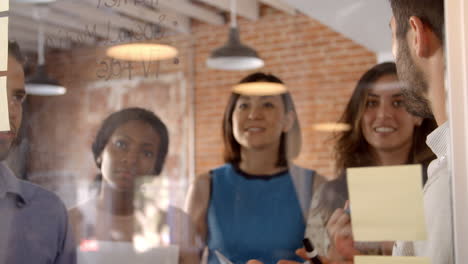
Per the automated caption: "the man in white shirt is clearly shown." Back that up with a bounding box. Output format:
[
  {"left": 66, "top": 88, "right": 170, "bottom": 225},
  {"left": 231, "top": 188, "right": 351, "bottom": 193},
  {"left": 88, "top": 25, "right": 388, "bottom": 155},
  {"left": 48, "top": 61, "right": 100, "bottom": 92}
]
[{"left": 388, "top": 0, "right": 453, "bottom": 263}]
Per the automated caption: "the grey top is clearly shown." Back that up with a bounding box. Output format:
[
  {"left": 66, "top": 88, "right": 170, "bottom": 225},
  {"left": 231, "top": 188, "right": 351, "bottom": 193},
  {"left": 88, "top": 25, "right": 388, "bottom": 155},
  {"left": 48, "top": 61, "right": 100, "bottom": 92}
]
[{"left": 0, "top": 162, "right": 76, "bottom": 264}]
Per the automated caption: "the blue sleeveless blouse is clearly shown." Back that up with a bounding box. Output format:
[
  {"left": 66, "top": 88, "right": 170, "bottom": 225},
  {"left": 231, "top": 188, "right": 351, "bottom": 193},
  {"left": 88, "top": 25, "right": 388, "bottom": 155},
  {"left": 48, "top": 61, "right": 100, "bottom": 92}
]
[{"left": 207, "top": 163, "right": 314, "bottom": 264}]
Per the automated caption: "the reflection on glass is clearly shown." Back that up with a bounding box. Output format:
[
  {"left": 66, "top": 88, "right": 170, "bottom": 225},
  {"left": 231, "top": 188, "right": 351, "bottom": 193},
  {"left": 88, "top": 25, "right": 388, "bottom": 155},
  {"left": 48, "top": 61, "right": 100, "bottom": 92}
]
[
  {"left": 68, "top": 108, "right": 190, "bottom": 263},
  {"left": 232, "top": 81, "right": 288, "bottom": 96},
  {"left": 106, "top": 43, "right": 178, "bottom": 62},
  {"left": 5, "top": 0, "right": 456, "bottom": 263},
  {"left": 311, "top": 122, "right": 351, "bottom": 133}
]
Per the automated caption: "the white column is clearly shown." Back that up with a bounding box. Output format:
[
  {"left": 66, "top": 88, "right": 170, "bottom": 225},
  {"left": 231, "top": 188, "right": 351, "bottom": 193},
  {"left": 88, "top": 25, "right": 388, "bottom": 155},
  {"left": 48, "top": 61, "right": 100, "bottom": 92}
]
[{"left": 445, "top": 0, "right": 468, "bottom": 262}]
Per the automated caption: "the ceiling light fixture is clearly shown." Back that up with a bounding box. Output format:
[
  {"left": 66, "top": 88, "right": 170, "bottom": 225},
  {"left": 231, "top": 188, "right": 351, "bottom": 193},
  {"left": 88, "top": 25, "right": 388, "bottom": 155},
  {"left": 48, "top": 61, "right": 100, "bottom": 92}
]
[
  {"left": 232, "top": 81, "right": 287, "bottom": 96},
  {"left": 26, "top": 6, "right": 66, "bottom": 96},
  {"left": 26, "top": 65, "right": 66, "bottom": 95},
  {"left": 106, "top": 43, "right": 178, "bottom": 61},
  {"left": 312, "top": 123, "right": 352, "bottom": 132},
  {"left": 206, "top": 0, "right": 264, "bottom": 71}
]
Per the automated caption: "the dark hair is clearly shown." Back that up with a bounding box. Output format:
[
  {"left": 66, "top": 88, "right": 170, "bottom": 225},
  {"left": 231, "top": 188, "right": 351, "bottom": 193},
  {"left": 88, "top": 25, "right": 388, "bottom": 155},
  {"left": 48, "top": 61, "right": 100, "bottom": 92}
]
[
  {"left": 92, "top": 107, "right": 169, "bottom": 175},
  {"left": 8, "top": 41, "right": 25, "bottom": 66},
  {"left": 334, "top": 62, "right": 436, "bottom": 174},
  {"left": 314, "top": 62, "right": 437, "bottom": 222},
  {"left": 389, "top": 0, "right": 445, "bottom": 45},
  {"left": 222, "top": 72, "right": 301, "bottom": 167}
]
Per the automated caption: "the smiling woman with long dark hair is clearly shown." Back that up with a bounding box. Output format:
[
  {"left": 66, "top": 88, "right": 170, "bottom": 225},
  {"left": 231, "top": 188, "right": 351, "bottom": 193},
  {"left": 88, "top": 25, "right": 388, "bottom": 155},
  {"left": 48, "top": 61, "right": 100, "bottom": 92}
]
[{"left": 306, "top": 62, "right": 436, "bottom": 258}]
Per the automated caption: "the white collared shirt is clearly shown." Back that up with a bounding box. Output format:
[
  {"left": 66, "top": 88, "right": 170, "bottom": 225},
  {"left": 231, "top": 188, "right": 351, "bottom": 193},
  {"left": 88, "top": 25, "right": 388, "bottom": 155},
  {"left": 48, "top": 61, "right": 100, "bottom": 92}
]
[{"left": 393, "top": 122, "right": 454, "bottom": 264}]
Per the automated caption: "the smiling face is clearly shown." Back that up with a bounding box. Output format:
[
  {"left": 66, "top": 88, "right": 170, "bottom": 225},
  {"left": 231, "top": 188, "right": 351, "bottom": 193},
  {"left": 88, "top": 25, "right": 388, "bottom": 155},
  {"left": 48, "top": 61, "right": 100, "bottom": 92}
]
[
  {"left": 360, "top": 74, "right": 422, "bottom": 154},
  {"left": 231, "top": 95, "right": 292, "bottom": 151},
  {"left": 0, "top": 56, "right": 26, "bottom": 161},
  {"left": 99, "top": 120, "right": 160, "bottom": 192}
]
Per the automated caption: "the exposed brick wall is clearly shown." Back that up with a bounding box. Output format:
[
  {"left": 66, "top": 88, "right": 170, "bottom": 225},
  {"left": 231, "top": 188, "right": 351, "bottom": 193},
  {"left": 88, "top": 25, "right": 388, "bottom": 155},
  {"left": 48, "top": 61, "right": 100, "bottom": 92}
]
[
  {"left": 24, "top": 8, "right": 376, "bottom": 205},
  {"left": 192, "top": 9, "right": 376, "bottom": 177}
]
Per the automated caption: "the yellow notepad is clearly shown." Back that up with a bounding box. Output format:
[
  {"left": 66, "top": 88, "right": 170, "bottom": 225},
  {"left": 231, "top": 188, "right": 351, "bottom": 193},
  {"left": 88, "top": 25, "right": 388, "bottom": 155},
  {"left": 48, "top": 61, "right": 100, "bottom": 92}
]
[
  {"left": 0, "top": 17, "right": 8, "bottom": 71},
  {"left": 0, "top": 0, "right": 8, "bottom": 12},
  {"left": 355, "top": 256, "right": 430, "bottom": 264},
  {"left": 347, "top": 165, "right": 427, "bottom": 241},
  {"left": 0, "top": 77, "right": 9, "bottom": 131}
]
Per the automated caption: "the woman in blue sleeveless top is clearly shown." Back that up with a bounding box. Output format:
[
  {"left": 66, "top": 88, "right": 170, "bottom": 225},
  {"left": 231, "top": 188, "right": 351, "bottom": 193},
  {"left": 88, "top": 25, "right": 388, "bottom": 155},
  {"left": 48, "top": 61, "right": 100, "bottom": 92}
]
[{"left": 185, "top": 73, "right": 324, "bottom": 264}]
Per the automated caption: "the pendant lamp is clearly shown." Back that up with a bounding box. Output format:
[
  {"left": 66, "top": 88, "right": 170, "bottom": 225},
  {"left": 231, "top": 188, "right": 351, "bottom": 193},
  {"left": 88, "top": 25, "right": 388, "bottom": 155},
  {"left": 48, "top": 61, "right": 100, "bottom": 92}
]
[
  {"left": 206, "top": 0, "right": 264, "bottom": 71},
  {"left": 232, "top": 81, "right": 287, "bottom": 96},
  {"left": 26, "top": 6, "right": 66, "bottom": 96},
  {"left": 106, "top": 43, "right": 178, "bottom": 62}
]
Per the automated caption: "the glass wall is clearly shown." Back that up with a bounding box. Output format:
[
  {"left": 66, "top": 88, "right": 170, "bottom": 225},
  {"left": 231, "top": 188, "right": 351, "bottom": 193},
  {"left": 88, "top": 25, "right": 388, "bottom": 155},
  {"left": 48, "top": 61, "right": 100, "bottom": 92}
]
[{"left": 1, "top": 0, "right": 461, "bottom": 263}]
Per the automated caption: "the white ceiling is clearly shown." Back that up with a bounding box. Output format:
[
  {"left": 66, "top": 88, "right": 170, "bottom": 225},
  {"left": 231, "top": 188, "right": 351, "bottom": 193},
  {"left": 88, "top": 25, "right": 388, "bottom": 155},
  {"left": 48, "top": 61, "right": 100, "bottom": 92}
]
[{"left": 283, "top": 0, "right": 394, "bottom": 61}]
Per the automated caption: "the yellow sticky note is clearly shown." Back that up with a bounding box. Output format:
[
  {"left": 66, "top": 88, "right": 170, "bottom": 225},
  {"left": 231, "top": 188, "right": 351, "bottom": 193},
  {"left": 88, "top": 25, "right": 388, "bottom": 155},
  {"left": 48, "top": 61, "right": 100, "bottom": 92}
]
[
  {"left": 355, "top": 256, "right": 430, "bottom": 264},
  {"left": 0, "top": 0, "right": 8, "bottom": 12},
  {"left": 0, "top": 17, "right": 8, "bottom": 71},
  {"left": 347, "top": 165, "right": 426, "bottom": 241},
  {"left": 0, "top": 77, "right": 9, "bottom": 131}
]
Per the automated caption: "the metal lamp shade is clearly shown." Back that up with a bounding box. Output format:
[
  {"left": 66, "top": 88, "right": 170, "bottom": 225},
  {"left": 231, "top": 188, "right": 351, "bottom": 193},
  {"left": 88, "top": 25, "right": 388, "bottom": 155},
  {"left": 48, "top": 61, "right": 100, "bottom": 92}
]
[
  {"left": 26, "top": 65, "right": 66, "bottom": 96},
  {"left": 207, "top": 28, "right": 264, "bottom": 71}
]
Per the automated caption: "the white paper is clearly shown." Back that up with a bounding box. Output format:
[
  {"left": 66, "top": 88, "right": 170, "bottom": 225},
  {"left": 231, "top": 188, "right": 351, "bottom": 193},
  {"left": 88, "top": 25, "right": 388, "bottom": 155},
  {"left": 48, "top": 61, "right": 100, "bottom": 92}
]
[{"left": 78, "top": 241, "right": 179, "bottom": 264}]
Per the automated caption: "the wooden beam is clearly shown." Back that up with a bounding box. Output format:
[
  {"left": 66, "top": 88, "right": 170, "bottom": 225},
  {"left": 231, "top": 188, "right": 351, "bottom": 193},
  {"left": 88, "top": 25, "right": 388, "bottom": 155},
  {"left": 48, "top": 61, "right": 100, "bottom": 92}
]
[
  {"left": 10, "top": 3, "right": 108, "bottom": 40},
  {"left": 12, "top": 41, "right": 36, "bottom": 52},
  {"left": 9, "top": 29, "right": 69, "bottom": 49},
  {"left": 90, "top": 0, "right": 191, "bottom": 34},
  {"left": 197, "top": 0, "right": 259, "bottom": 21},
  {"left": 51, "top": 1, "right": 162, "bottom": 45},
  {"left": 51, "top": 0, "right": 127, "bottom": 27},
  {"left": 259, "top": 0, "right": 296, "bottom": 15},
  {"left": 158, "top": 0, "right": 224, "bottom": 25},
  {"left": 9, "top": 14, "right": 97, "bottom": 48},
  {"left": 52, "top": 0, "right": 144, "bottom": 33}
]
